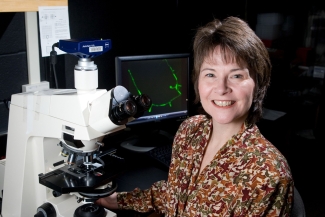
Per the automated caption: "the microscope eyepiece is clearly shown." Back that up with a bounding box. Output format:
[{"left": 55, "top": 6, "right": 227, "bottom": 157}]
[
  {"left": 135, "top": 94, "right": 152, "bottom": 109},
  {"left": 133, "top": 94, "right": 152, "bottom": 118},
  {"left": 108, "top": 86, "right": 152, "bottom": 124},
  {"left": 124, "top": 100, "right": 137, "bottom": 114},
  {"left": 110, "top": 99, "right": 137, "bottom": 124}
]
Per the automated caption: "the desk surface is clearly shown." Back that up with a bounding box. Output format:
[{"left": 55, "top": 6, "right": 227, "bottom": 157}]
[
  {"left": 111, "top": 147, "right": 169, "bottom": 217},
  {"left": 116, "top": 164, "right": 168, "bottom": 192}
]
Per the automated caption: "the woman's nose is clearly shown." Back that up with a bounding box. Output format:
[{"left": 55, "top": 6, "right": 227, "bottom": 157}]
[{"left": 214, "top": 78, "right": 230, "bottom": 95}]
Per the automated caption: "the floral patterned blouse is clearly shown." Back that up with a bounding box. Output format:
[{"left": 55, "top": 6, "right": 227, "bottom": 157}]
[{"left": 117, "top": 115, "right": 294, "bottom": 216}]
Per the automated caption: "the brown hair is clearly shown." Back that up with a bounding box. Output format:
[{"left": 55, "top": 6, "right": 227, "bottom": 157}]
[{"left": 192, "top": 17, "right": 272, "bottom": 126}]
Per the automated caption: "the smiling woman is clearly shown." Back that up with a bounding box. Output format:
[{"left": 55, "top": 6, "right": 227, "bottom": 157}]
[{"left": 96, "top": 17, "right": 294, "bottom": 217}]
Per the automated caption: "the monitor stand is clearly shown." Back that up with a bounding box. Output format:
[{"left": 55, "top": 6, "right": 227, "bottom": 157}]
[{"left": 120, "top": 129, "right": 174, "bottom": 153}]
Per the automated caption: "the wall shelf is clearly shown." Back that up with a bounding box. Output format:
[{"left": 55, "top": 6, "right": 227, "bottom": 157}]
[{"left": 0, "top": 0, "right": 67, "bottom": 12}]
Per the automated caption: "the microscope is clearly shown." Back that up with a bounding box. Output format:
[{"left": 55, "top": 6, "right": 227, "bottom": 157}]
[{"left": 0, "top": 39, "right": 151, "bottom": 217}]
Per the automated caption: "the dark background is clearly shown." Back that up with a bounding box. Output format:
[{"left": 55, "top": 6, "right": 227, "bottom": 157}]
[{"left": 0, "top": 0, "right": 325, "bottom": 216}]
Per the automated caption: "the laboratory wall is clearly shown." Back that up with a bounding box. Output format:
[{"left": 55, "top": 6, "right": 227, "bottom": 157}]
[
  {"left": 63, "top": 0, "right": 247, "bottom": 90},
  {"left": 0, "top": 13, "right": 28, "bottom": 135}
]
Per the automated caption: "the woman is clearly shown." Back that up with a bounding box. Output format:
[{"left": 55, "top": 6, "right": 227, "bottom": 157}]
[{"left": 97, "top": 16, "right": 294, "bottom": 216}]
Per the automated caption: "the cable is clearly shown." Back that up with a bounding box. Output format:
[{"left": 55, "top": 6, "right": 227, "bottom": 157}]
[
  {"left": 52, "top": 64, "right": 58, "bottom": 89},
  {"left": 50, "top": 43, "right": 59, "bottom": 89}
]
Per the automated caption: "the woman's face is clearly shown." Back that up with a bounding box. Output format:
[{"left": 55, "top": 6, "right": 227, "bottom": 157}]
[{"left": 198, "top": 46, "right": 255, "bottom": 126}]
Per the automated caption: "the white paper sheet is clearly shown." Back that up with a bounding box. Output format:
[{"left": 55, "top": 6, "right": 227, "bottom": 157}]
[{"left": 38, "top": 6, "right": 71, "bottom": 57}]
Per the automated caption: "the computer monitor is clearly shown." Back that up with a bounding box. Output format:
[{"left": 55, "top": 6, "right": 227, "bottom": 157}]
[
  {"left": 115, "top": 53, "right": 190, "bottom": 126},
  {"left": 115, "top": 53, "right": 190, "bottom": 149}
]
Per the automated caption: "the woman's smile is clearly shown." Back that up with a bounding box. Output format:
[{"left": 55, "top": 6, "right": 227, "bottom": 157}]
[{"left": 212, "top": 100, "right": 235, "bottom": 107}]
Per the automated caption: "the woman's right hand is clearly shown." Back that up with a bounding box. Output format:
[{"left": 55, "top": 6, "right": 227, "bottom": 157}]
[{"left": 95, "top": 192, "right": 119, "bottom": 210}]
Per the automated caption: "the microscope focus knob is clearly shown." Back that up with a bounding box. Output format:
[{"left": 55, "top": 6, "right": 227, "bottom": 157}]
[{"left": 34, "top": 202, "right": 56, "bottom": 217}]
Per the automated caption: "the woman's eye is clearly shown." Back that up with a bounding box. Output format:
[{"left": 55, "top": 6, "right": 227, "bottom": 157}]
[
  {"left": 232, "top": 74, "right": 243, "bottom": 79},
  {"left": 206, "top": 73, "right": 214, "bottom": 77}
]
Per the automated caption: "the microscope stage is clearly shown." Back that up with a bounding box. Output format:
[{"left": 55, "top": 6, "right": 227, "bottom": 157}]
[{"left": 38, "top": 149, "right": 125, "bottom": 194}]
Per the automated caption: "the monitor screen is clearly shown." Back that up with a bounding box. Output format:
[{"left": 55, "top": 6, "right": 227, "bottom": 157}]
[{"left": 115, "top": 53, "right": 190, "bottom": 127}]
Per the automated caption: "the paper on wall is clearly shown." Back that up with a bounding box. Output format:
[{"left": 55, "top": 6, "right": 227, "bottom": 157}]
[{"left": 38, "top": 6, "right": 71, "bottom": 57}]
